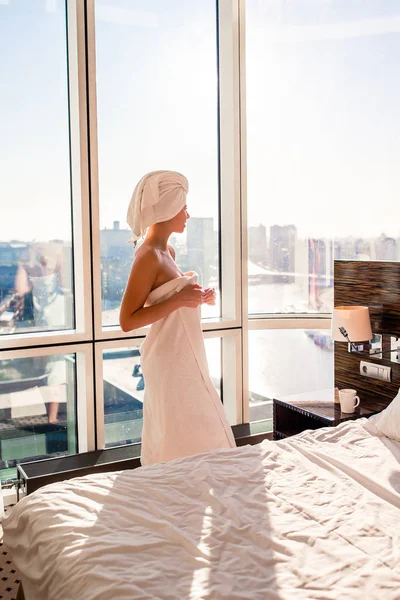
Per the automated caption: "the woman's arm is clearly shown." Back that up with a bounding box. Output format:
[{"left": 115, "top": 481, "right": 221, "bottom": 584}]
[
  {"left": 15, "top": 265, "right": 31, "bottom": 295},
  {"left": 119, "top": 248, "right": 203, "bottom": 332}
]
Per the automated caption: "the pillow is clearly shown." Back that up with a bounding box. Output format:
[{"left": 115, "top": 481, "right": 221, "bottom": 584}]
[{"left": 365, "top": 388, "right": 400, "bottom": 442}]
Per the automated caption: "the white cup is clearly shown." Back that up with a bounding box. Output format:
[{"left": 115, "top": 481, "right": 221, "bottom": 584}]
[{"left": 339, "top": 389, "right": 360, "bottom": 413}]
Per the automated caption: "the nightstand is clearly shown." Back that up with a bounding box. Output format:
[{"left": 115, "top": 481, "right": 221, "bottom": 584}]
[{"left": 273, "top": 389, "right": 384, "bottom": 440}]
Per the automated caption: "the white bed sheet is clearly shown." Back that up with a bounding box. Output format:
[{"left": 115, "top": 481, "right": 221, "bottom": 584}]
[{"left": 4, "top": 419, "right": 400, "bottom": 600}]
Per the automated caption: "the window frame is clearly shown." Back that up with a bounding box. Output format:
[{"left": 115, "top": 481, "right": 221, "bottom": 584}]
[
  {"left": 2, "top": 0, "right": 94, "bottom": 351},
  {"left": 239, "top": 0, "right": 333, "bottom": 422},
  {"left": 86, "top": 0, "right": 244, "bottom": 341},
  {"left": 0, "top": 342, "right": 95, "bottom": 454},
  {"left": 0, "top": 0, "right": 340, "bottom": 471}
]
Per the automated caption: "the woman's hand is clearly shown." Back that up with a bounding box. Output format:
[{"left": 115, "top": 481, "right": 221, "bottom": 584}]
[
  {"left": 175, "top": 284, "right": 204, "bottom": 308},
  {"left": 201, "top": 287, "right": 216, "bottom": 306}
]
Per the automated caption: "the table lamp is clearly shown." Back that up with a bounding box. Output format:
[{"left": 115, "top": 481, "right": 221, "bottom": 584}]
[{"left": 332, "top": 306, "right": 372, "bottom": 350}]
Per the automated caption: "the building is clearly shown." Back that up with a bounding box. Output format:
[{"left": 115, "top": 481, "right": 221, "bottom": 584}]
[
  {"left": 334, "top": 237, "right": 356, "bottom": 260},
  {"left": 308, "top": 238, "right": 334, "bottom": 311},
  {"left": 186, "top": 217, "right": 217, "bottom": 288},
  {"left": 0, "top": 242, "right": 28, "bottom": 301},
  {"left": 100, "top": 221, "right": 133, "bottom": 306},
  {"left": 375, "top": 234, "right": 397, "bottom": 261},
  {"left": 248, "top": 224, "right": 268, "bottom": 265},
  {"left": 100, "top": 221, "right": 132, "bottom": 260},
  {"left": 269, "top": 225, "right": 297, "bottom": 283}
]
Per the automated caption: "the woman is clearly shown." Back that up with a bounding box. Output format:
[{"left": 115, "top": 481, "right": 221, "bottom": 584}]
[{"left": 120, "top": 170, "right": 236, "bottom": 465}]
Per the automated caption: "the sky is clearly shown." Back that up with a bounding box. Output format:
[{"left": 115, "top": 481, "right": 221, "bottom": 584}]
[
  {"left": 1, "top": 0, "right": 400, "bottom": 243},
  {"left": 246, "top": 0, "right": 400, "bottom": 238}
]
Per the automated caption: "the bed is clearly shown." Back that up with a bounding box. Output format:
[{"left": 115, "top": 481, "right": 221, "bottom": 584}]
[{"left": 4, "top": 418, "right": 400, "bottom": 600}]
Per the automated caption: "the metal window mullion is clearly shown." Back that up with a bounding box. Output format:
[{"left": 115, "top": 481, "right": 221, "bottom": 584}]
[
  {"left": 248, "top": 317, "right": 332, "bottom": 330},
  {"left": 0, "top": 343, "right": 88, "bottom": 361},
  {"left": 238, "top": 0, "right": 249, "bottom": 423},
  {"left": 94, "top": 342, "right": 105, "bottom": 449},
  {"left": 218, "top": 0, "right": 245, "bottom": 424},
  {"left": 67, "top": 0, "right": 93, "bottom": 339},
  {"left": 76, "top": 346, "right": 95, "bottom": 452},
  {"left": 66, "top": 0, "right": 96, "bottom": 453},
  {"left": 84, "top": 0, "right": 103, "bottom": 342},
  {"left": 224, "top": 331, "right": 243, "bottom": 425},
  {"left": 1, "top": 330, "right": 91, "bottom": 351},
  {"left": 218, "top": 0, "right": 242, "bottom": 328}
]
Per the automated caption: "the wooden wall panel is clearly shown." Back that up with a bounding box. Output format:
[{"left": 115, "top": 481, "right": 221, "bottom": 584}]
[{"left": 334, "top": 260, "right": 400, "bottom": 408}]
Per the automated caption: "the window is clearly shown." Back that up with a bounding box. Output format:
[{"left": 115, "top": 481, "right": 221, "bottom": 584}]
[
  {"left": 101, "top": 346, "right": 143, "bottom": 448},
  {"left": 248, "top": 328, "right": 334, "bottom": 422},
  {"left": 246, "top": 0, "right": 400, "bottom": 316},
  {"left": 0, "top": 1, "right": 74, "bottom": 335},
  {"left": 94, "top": 0, "right": 221, "bottom": 327},
  {"left": 245, "top": 0, "right": 400, "bottom": 424},
  {"left": 1, "top": 1, "right": 242, "bottom": 486},
  {"left": 0, "top": 350, "right": 76, "bottom": 482}
]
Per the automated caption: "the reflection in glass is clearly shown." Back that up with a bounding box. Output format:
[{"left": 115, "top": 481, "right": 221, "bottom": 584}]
[
  {"left": 0, "top": 241, "right": 74, "bottom": 335},
  {"left": 248, "top": 329, "right": 334, "bottom": 422},
  {"left": 95, "top": 1, "right": 220, "bottom": 325},
  {"left": 0, "top": 353, "right": 77, "bottom": 482}
]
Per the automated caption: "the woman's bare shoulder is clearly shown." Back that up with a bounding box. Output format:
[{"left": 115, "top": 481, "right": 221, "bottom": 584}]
[{"left": 134, "top": 243, "right": 162, "bottom": 265}]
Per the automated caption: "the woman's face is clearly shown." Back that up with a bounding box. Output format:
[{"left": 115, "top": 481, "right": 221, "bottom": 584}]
[{"left": 172, "top": 205, "right": 190, "bottom": 232}]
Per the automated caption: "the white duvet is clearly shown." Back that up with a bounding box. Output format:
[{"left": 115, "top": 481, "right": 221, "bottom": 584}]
[{"left": 4, "top": 420, "right": 400, "bottom": 600}]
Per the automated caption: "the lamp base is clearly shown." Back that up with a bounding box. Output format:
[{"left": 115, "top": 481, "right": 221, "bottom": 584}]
[{"left": 348, "top": 342, "right": 371, "bottom": 354}]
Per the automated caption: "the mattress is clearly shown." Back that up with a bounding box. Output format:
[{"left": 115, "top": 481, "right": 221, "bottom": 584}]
[{"left": 4, "top": 419, "right": 400, "bottom": 600}]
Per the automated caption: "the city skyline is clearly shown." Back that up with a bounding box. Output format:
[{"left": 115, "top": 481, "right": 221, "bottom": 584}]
[
  {"left": 2, "top": 218, "right": 396, "bottom": 328},
  {"left": 2, "top": 218, "right": 399, "bottom": 254}
]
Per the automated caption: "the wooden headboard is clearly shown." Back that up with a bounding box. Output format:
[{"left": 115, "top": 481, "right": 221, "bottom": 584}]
[{"left": 334, "top": 260, "right": 400, "bottom": 408}]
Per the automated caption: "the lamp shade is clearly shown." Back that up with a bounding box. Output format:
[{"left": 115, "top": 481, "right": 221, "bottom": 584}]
[{"left": 332, "top": 306, "right": 372, "bottom": 342}]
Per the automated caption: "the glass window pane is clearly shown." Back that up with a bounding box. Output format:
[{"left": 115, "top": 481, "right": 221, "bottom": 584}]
[
  {"left": 102, "top": 338, "right": 222, "bottom": 448},
  {"left": 0, "top": 1, "right": 74, "bottom": 334},
  {"left": 103, "top": 347, "right": 143, "bottom": 448},
  {"left": 248, "top": 329, "right": 334, "bottom": 422},
  {"left": 246, "top": 1, "right": 400, "bottom": 315},
  {"left": 0, "top": 352, "right": 77, "bottom": 482},
  {"left": 95, "top": 1, "right": 220, "bottom": 326}
]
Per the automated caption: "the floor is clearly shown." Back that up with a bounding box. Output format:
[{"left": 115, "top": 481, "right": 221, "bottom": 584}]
[{"left": 0, "top": 505, "right": 20, "bottom": 600}]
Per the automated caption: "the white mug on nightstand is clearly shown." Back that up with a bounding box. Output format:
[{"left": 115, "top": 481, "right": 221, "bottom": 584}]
[{"left": 339, "top": 389, "right": 360, "bottom": 413}]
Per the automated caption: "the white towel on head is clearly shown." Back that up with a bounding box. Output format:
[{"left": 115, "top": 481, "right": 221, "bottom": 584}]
[{"left": 126, "top": 170, "right": 188, "bottom": 242}]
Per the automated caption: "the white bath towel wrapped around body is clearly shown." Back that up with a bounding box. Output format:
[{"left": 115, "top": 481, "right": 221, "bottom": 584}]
[{"left": 140, "top": 272, "right": 236, "bottom": 466}]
